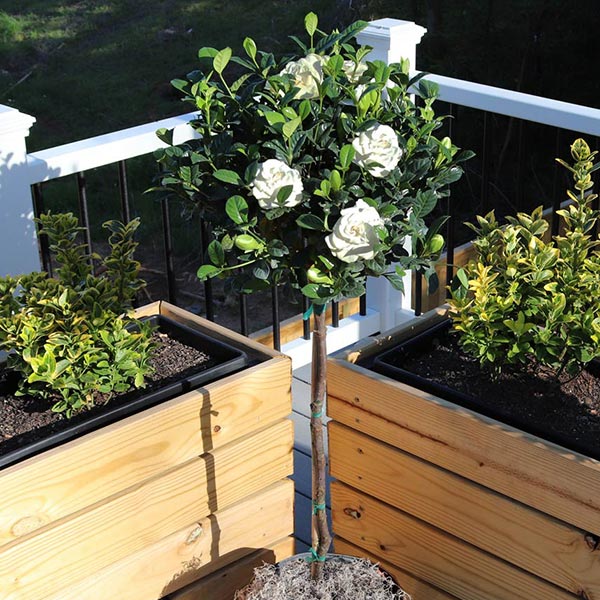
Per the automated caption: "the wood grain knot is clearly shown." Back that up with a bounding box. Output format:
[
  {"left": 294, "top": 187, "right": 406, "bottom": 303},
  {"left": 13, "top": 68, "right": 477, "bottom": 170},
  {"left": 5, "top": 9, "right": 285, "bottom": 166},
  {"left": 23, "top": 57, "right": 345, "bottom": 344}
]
[
  {"left": 185, "top": 525, "right": 204, "bottom": 545},
  {"left": 584, "top": 533, "right": 599, "bottom": 552},
  {"left": 213, "top": 425, "right": 222, "bottom": 433},
  {"left": 344, "top": 507, "right": 362, "bottom": 520},
  {"left": 11, "top": 515, "right": 48, "bottom": 537}
]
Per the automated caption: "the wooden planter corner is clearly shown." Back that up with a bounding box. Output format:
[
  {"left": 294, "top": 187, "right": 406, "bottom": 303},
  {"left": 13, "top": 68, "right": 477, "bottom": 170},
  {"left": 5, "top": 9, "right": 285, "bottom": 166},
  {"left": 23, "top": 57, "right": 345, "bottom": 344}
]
[
  {"left": 327, "top": 307, "right": 600, "bottom": 600},
  {"left": 0, "top": 301, "right": 294, "bottom": 600}
]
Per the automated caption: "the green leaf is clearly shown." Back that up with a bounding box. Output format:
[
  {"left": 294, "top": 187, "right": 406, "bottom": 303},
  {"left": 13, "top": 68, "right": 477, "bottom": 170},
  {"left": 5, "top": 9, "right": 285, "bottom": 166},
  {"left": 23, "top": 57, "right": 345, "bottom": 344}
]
[
  {"left": 225, "top": 195, "right": 249, "bottom": 224},
  {"left": 296, "top": 214, "right": 325, "bottom": 230},
  {"left": 298, "top": 100, "right": 312, "bottom": 120},
  {"left": 301, "top": 283, "right": 322, "bottom": 299},
  {"left": 253, "top": 262, "right": 270, "bottom": 280},
  {"left": 263, "top": 111, "right": 286, "bottom": 126},
  {"left": 385, "top": 272, "right": 405, "bottom": 292},
  {"left": 155, "top": 128, "right": 173, "bottom": 145},
  {"left": 198, "top": 47, "right": 218, "bottom": 60},
  {"left": 243, "top": 37, "right": 257, "bottom": 61},
  {"left": 277, "top": 185, "right": 294, "bottom": 204},
  {"left": 305, "top": 12, "right": 318, "bottom": 37},
  {"left": 456, "top": 268, "right": 469, "bottom": 289},
  {"left": 197, "top": 264, "right": 220, "bottom": 280},
  {"left": 208, "top": 240, "right": 225, "bottom": 266},
  {"left": 282, "top": 117, "right": 301, "bottom": 139},
  {"left": 213, "top": 169, "right": 243, "bottom": 185},
  {"left": 213, "top": 47, "right": 232, "bottom": 74},
  {"left": 329, "top": 170, "right": 342, "bottom": 192},
  {"left": 339, "top": 144, "right": 355, "bottom": 169}
]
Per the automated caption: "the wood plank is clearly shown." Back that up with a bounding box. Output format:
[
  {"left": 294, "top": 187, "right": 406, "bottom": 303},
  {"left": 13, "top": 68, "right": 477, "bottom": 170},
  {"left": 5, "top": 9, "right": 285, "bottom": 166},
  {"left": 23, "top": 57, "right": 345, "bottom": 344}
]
[
  {"left": 0, "top": 420, "right": 293, "bottom": 600},
  {"left": 0, "top": 356, "right": 291, "bottom": 546},
  {"left": 327, "top": 357, "right": 600, "bottom": 536},
  {"left": 171, "top": 536, "right": 296, "bottom": 600},
  {"left": 47, "top": 480, "right": 294, "bottom": 600},
  {"left": 160, "top": 301, "right": 283, "bottom": 359},
  {"left": 334, "top": 538, "right": 459, "bottom": 600},
  {"left": 331, "top": 482, "right": 578, "bottom": 600},
  {"left": 329, "top": 422, "right": 600, "bottom": 596},
  {"left": 250, "top": 298, "right": 361, "bottom": 348},
  {"left": 335, "top": 305, "right": 450, "bottom": 364}
]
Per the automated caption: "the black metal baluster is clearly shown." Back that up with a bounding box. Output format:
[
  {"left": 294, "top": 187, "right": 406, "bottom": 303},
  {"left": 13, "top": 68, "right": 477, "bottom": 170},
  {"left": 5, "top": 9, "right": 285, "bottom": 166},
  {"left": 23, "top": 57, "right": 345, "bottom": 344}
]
[
  {"left": 359, "top": 293, "right": 367, "bottom": 316},
  {"left": 117, "top": 160, "right": 131, "bottom": 224},
  {"left": 200, "top": 218, "right": 214, "bottom": 321},
  {"left": 160, "top": 197, "right": 176, "bottom": 304},
  {"left": 414, "top": 270, "right": 423, "bottom": 317},
  {"left": 301, "top": 235, "right": 311, "bottom": 339},
  {"left": 331, "top": 300, "right": 339, "bottom": 328},
  {"left": 302, "top": 295, "right": 311, "bottom": 340},
  {"left": 592, "top": 137, "right": 600, "bottom": 239},
  {"left": 76, "top": 171, "right": 95, "bottom": 274},
  {"left": 271, "top": 285, "right": 281, "bottom": 351},
  {"left": 31, "top": 183, "right": 53, "bottom": 276},
  {"left": 445, "top": 197, "right": 455, "bottom": 299},
  {"left": 515, "top": 120, "right": 525, "bottom": 212},
  {"left": 481, "top": 112, "right": 492, "bottom": 214},
  {"left": 240, "top": 293, "right": 249, "bottom": 336},
  {"left": 445, "top": 103, "right": 457, "bottom": 296},
  {"left": 448, "top": 103, "right": 456, "bottom": 138},
  {"left": 551, "top": 128, "right": 563, "bottom": 237}
]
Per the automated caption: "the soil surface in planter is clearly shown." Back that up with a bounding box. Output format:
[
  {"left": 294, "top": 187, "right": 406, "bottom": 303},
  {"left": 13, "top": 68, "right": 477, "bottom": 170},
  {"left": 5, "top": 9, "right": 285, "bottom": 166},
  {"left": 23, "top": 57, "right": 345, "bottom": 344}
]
[
  {"left": 375, "top": 326, "right": 600, "bottom": 460},
  {"left": 0, "top": 331, "right": 212, "bottom": 459}
]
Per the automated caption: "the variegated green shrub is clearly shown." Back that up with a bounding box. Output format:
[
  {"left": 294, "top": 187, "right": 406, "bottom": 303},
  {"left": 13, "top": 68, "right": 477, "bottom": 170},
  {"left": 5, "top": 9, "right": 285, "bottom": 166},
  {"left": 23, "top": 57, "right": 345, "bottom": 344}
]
[
  {"left": 450, "top": 138, "right": 600, "bottom": 377},
  {"left": 0, "top": 214, "right": 154, "bottom": 416}
]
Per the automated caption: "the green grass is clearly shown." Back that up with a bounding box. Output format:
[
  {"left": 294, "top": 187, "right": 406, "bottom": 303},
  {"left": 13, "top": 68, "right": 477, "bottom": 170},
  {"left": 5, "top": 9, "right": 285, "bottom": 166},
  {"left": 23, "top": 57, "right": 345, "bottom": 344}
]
[
  {"left": 0, "top": 1, "right": 338, "bottom": 239},
  {"left": 0, "top": 0, "right": 336, "bottom": 151}
]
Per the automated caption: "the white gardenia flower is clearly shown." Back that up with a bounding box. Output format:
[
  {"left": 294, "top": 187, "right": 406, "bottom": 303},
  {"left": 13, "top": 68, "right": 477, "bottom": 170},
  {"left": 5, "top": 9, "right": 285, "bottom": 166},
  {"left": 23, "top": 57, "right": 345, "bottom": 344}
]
[
  {"left": 251, "top": 159, "right": 304, "bottom": 210},
  {"left": 326, "top": 199, "right": 385, "bottom": 263},
  {"left": 352, "top": 124, "right": 402, "bottom": 178},
  {"left": 342, "top": 60, "right": 368, "bottom": 83},
  {"left": 279, "top": 53, "right": 326, "bottom": 99}
]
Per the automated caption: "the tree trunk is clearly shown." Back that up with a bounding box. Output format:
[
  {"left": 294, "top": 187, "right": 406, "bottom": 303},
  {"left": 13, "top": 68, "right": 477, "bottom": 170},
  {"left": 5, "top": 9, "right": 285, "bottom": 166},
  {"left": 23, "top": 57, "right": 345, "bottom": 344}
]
[{"left": 310, "top": 308, "right": 332, "bottom": 579}]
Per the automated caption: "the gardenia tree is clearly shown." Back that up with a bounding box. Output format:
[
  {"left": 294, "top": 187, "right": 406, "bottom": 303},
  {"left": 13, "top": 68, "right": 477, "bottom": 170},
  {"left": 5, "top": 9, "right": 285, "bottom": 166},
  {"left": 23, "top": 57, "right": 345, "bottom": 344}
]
[{"left": 156, "top": 13, "right": 472, "bottom": 583}]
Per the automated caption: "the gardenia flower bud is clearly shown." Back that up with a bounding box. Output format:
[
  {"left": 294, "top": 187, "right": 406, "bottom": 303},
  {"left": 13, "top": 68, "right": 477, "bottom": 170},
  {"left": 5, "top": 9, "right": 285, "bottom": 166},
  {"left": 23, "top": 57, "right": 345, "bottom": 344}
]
[
  {"left": 342, "top": 60, "right": 368, "bottom": 83},
  {"left": 325, "top": 199, "right": 385, "bottom": 263},
  {"left": 251, "top": 159, "right": 304, "bottom": 210},
  {"left": 279, "top": 53, "right": 326, "bottom": 99},
  {"left": 352, "top": 124, "right": 402, "bottom": 178}
]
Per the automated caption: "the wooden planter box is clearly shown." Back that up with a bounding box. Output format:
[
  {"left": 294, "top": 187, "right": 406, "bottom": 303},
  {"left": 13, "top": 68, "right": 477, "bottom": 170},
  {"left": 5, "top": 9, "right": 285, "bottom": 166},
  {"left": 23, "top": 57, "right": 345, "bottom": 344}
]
[
  {"left": 0, "top": 301, "right": 294, "bottom": 600},
  {"left": 327, "top": 307, "right": 600, "bottom": 600}
]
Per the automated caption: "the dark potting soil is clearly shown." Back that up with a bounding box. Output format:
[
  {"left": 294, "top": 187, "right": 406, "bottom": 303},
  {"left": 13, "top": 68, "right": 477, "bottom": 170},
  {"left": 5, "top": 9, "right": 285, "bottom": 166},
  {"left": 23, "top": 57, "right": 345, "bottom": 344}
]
[
  {"left": 0, "top": 331, "right": 212, "bottom": 459},
  {"left": 377, "top": 327, "right": 600, "bottom": 460}
]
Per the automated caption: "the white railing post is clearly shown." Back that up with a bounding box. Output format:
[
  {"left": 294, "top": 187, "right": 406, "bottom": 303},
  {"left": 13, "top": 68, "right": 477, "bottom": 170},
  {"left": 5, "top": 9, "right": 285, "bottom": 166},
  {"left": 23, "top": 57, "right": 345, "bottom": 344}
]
[
  {"left": 357, "top": 19, "right": 427, "bottom": 331},
  {"left": 0, "top": 104, "right": 39, "bottom": 276}
]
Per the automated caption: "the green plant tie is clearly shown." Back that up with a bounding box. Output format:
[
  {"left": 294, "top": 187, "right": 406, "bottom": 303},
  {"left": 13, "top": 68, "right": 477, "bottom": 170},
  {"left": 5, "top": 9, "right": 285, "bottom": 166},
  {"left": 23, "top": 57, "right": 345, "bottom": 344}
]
[
  {"left": 312, "top": 501, "right": 326, "bottom": 515},
  {"left": 306, "top": 547, "right": 327, "bottom": 563},
  {"left": 302, "top": 302, "right": 327, "bottom": 321},
  {"left": 311, "top": 409, "right": 323, "bottom": 418}
]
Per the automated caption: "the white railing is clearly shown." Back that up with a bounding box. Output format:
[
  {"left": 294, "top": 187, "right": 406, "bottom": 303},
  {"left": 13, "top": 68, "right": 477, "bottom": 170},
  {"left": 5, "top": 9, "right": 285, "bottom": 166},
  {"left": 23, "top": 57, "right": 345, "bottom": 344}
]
[
  {"left": 26, "top": 112, "right": 199, "bottom": 185},
  {"left": 428, "top": 73, "right": 600, "bottom": 135},
  {"left": 2, "top": 17, "right": 600, "bottom": 349}
]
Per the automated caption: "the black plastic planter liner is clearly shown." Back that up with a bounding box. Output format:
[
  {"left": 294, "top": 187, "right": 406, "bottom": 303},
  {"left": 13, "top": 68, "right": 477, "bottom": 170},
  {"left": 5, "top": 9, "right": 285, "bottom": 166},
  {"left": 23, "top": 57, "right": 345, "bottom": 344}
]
[
  {"left": 371, "top": 321, "right": 477, "bottom": 409},
  {"left": 0, "top": 314, "right": 247, "bottom": 469},
  {"left": 370, "top": 320, "right": 599, "bottom": 460}
]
